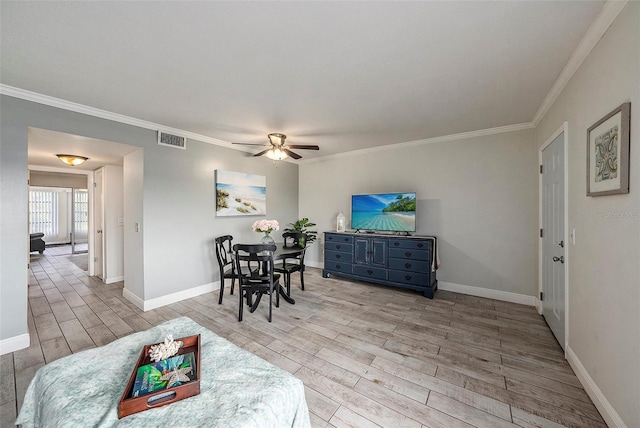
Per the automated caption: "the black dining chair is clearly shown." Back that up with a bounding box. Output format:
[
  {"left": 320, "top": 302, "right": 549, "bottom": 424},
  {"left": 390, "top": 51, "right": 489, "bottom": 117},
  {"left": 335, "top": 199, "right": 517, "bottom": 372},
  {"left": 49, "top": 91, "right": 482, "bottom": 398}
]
[
  {"left": 233, "top": 243, "right": 282, "bottom": 322},
  {"left": 274, "top": 232, "right": 308, "bottom": 295},
  {"left": 215, "top": 235, "right": 236, "bottom": 304}
]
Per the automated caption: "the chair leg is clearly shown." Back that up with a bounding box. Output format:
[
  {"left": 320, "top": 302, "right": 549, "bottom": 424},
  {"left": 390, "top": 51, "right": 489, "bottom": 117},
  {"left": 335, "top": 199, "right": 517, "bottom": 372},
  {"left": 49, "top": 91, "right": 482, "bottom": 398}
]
[
  {"left": 218, "top": 278, "right": 225, "bottom": 304},
  {"left": 300, "top": 270, "right": 305, "bottom": 291},
  {"left": 286, "top": 273, "right": 291, "bottom": 296},
  {"left": 268, "top": 286, "right": 273, "bottom": 322},
  {"left": 230, "top": 275, "right": 235, "bottom": 295},
  {"left": 238, "top": 287, "right": 243, "bottom": 321}
]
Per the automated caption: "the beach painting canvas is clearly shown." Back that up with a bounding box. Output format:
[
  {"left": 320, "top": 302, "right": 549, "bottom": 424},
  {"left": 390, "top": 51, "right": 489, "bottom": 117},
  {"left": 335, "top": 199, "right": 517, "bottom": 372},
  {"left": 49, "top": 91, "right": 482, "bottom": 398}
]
[{"left": 216, "top": 170, "right": 266, "bottom": 216}]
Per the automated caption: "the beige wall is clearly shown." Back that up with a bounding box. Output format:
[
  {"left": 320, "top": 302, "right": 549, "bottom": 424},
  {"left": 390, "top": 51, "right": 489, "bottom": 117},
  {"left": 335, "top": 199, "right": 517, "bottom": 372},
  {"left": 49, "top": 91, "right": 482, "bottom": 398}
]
[
  {"left": 535, "top": 2, "right": 640, "bottom": 426},
  {"left": 300, "top": 128, "right": 539, "bottom": 297}
]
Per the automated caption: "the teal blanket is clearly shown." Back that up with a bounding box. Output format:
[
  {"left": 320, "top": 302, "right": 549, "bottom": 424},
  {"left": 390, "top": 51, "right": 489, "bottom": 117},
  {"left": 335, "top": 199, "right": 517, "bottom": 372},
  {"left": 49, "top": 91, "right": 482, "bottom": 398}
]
[{"left": 16, "top": 317, "right": 311, "bottom": 427}]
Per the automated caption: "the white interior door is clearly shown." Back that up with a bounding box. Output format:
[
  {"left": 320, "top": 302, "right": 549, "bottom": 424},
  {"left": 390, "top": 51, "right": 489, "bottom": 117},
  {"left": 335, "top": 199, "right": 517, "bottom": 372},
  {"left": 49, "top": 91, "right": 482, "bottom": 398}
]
[
  {"left": 541, "top": 131, "right": 566, "bottom": 348},
  {"left": 94, "top": 168, "right": 104, "bottom": 280}
]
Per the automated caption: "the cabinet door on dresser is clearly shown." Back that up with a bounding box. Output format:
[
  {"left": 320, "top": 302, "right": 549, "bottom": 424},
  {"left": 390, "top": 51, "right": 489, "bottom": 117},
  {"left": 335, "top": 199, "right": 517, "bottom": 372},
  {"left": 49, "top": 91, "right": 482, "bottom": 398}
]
[{"left": 354, "top": 237, "right": 387, "bottom": 267}]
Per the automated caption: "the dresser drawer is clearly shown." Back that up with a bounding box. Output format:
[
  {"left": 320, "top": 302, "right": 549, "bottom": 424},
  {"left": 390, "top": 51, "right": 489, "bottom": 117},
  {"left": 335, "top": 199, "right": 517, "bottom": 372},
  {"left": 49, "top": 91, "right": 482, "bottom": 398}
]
[
  {"left": 389, "top": 248, "right": 430, "bottom": 261},
  {"left": 388, "top": 270, "right": 430, "bottom": 287},
  {"left": 388, "top": 258, "right": 430, "bottom": 273},
  {"left": 388, "top": 239, "right": 432, "bottom": 251},
  {"left": 325, "top": 234, "right": 354, "bottom": 244},
  {"left": 353, "top": 265, "right": 387, "bottom": 281},
  {"left": 325, "top": 250, "right": 353, "bottom": 264},
  {"left": 324, "top": 260, "right": 353, "bottom": 274},
  {"left": 325, "top": 242, "right": 353, "bottom": 252}
]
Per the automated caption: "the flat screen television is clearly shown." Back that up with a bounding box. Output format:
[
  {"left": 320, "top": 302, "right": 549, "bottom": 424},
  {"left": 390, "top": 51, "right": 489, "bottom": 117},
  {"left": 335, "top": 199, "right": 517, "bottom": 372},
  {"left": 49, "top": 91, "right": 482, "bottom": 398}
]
[{"left": 351, "top": 192, "right": 416, "bottom": 233}]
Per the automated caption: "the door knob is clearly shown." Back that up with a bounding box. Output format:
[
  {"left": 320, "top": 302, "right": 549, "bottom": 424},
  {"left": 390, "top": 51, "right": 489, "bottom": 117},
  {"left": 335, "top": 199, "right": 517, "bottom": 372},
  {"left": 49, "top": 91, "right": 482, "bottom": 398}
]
[
  {"left": 97, "top": 229, "right": 102, "bottom": 234},
  {"left": 558, "top": 240, "right": 564, "bottom": 248},
  {"left": 552, "top": 256, "right": 564, "bottom": 263}
]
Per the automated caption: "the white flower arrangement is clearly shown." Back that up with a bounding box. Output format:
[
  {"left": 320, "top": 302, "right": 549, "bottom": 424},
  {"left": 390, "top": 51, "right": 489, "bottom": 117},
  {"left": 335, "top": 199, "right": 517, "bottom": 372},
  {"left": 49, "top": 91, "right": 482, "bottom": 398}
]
[{"left": 252, "top": 219, "right": 280, "bottom": 234}]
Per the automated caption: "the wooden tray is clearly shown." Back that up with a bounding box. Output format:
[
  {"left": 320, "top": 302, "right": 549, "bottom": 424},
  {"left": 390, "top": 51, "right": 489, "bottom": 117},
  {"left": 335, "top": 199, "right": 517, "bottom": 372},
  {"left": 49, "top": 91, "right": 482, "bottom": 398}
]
[{"left": 118, "top": 334, "right": 201, "bottom": 419}]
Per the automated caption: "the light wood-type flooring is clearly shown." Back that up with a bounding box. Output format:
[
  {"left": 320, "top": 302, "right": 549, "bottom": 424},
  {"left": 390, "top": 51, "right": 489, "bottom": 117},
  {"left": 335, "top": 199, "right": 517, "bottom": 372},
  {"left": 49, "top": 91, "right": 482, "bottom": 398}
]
[{"left": 1, "top": 249, "right": 606, "bottom": 428}]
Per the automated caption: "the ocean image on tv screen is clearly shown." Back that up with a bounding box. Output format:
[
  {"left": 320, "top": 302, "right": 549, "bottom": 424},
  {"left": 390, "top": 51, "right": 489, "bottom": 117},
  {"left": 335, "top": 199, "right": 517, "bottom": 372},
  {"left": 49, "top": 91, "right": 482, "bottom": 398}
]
[{"left": 351, "top": 193, "right": 416, "bottom": 232}]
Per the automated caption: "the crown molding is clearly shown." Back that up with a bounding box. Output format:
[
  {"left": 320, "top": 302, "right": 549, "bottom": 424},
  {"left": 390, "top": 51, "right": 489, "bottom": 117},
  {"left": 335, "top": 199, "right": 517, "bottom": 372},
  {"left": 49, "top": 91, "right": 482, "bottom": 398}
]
[
  {"left": 0, "top": 84, "right": 299, "bottom": 163},
  {"left": 532, "top": 0, "right": 628, "bottom": 126},
  {"left": 299, "top": 122, "right": 535, "bottom": 164},
  {"left": 0, "top": 84, "right": 241, "bottom": 149}
]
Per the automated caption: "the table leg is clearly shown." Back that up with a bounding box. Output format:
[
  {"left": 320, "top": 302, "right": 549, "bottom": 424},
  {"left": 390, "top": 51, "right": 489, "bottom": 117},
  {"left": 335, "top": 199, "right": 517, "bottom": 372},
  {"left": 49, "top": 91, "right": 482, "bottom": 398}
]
[{"left": 278, "top": 284, "right": 295, "bottom": 304}]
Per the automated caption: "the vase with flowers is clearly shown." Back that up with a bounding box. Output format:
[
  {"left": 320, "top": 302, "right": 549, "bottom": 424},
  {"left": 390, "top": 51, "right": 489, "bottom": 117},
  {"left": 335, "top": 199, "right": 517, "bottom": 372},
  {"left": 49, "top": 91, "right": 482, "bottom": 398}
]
[{"left": 252, "top": 219, "right": 279, "bottom": 244}]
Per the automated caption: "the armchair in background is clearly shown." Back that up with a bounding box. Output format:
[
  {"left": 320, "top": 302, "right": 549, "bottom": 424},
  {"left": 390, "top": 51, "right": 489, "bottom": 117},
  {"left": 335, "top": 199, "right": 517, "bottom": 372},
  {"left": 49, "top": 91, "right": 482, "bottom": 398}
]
[{"left": 30, "top": 233, "right": 45, "bottom": 254}]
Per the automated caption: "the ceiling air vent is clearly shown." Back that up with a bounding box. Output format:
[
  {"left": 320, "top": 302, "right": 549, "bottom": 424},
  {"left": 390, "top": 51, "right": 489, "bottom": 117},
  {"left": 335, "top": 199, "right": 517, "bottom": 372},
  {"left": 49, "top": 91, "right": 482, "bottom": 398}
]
[{"left": 157, "top": 131, "right": 186, "bottom": 150}]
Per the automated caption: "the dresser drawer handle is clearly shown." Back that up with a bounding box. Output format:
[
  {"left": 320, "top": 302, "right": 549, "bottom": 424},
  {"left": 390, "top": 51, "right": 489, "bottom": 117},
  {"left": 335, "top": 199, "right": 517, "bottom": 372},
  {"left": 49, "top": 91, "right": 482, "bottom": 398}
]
[
  {"left": 405, "top": 251, "right": 412, "bottom": 257},
  {"left": 336, "top": 244, "right": 341, "bottom": 249},
  {"left": 405, "top": 262, "right": 412, "bottom": 269},
  {"left": 336, "top": 254, "right": 341, "bottom": 259},
  {"left": 343, "top": 237, "right": 349, "bottom": 242},
  {"left": 393, "top": 242, "right": 399, "bottom": 246},
  {"left": 405, "top": 275, "right": 412, "bottom": 280},
  {"left": 328, "top": 236, "right": 333, "bottom": 241},
  {"left": 417, "top": 243, "right": 424, "bottom": 248},
  {"left": 367, "top": 269, "right": 373, "bottom": 275}
]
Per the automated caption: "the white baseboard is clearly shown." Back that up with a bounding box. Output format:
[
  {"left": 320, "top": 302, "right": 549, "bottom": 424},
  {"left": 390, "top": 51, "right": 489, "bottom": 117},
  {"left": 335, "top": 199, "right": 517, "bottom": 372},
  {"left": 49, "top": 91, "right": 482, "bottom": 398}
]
[
  {"left": 308, "top": 265, "right": 535, "bottom": 307},
  {"left": 122, "top": 288, "right": 145, "bottom": 311},
  {"left": 534, "top": 298, "right": 542, "bottom": 314},
  {"left": 0, "top": 333, "right": 30, "bottom": 355},
  {"left": 438, "top": 281, "right": 536, "bottom": 306},
  {"left": 305, "top": 260, "right": 324, "bottom": 269},
  {"left": 566, "top": 346, "right": 627, "bottom": 428},
  {"left": 122, "top": 281, "right": 220, "bottom": 312},
  {"left": 105, "top": 275, "right": 124, "bottom": 284}
]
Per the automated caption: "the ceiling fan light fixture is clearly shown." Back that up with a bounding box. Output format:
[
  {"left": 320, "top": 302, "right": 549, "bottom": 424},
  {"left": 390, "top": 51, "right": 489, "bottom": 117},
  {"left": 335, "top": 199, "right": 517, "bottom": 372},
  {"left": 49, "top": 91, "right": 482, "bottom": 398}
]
[
  {"left": 56, "top": 154, "right": 89, "bottom": 166},
  {"left": 268, "top": 133, "right": 286, "bottom": 146},
  {"left": 266, "top": 148, "right": 288, "bottom": 161}
]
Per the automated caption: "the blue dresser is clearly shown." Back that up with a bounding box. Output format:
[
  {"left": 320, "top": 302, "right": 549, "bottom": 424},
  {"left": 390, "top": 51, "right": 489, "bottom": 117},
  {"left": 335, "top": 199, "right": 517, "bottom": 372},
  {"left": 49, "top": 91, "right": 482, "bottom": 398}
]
[{"left": 323, "top": 232, "right": 438, "bottom": 298}]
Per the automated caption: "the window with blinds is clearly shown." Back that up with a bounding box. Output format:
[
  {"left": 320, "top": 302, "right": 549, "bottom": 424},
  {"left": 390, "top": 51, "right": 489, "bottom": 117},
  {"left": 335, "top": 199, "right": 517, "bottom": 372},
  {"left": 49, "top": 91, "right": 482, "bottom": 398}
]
[{"left": 29, "top": 189, "right": 59, "bottom": 236}]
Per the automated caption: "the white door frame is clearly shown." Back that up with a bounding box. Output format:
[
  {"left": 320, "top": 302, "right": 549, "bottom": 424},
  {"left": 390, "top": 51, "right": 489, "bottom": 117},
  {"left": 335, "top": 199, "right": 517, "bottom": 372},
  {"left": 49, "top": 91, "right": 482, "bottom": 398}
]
[
  {"left": 538, "top": 122, "right": 569, "bottom": 352},
  {"left": 28, "top": 165, "right": 95, "bottom": 276}
]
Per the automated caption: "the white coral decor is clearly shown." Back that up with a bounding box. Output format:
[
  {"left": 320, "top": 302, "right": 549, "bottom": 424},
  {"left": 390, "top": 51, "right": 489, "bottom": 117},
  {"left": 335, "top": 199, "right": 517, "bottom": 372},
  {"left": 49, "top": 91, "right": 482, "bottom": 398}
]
[
  {"left": 252, "top": 219, "right": 279, "bottom": 234},
  {"left": 149, "top": 334, "right": 183, "bottom": 362}
]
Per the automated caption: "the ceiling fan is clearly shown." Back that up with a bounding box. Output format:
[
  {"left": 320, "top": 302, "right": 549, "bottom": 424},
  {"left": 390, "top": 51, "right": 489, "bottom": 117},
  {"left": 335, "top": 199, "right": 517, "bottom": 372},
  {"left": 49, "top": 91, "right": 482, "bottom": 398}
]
[{"left": 233, "top": 133, "right": 319, "bottom": 160}]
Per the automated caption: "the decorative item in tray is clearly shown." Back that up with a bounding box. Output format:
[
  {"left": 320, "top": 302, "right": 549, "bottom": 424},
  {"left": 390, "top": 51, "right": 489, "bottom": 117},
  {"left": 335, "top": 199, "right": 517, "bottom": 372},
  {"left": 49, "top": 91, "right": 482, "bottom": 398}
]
[{"left": 118, "top": 334, "right": 201, "bottom": 419}]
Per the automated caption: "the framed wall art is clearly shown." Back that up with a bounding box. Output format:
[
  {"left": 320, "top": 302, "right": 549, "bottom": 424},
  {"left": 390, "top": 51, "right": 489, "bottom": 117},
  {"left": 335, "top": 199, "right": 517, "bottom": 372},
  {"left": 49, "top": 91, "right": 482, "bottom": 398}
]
[
  {"left": 215, "top": 170, "right": 266, "bottom": 216},
  {"left": 587, "top": 102, "right": 631, "bottom": 196}
]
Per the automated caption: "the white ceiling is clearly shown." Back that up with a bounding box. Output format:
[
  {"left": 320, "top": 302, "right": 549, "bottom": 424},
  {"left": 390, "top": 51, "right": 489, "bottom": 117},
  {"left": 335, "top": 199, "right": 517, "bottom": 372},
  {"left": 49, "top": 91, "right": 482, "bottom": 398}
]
[
  {"left": 28, "top": 128, "right": 139, "bottom": 170},
  {"left": 1, "top": 1, "right": 606, "bottom": 161}
]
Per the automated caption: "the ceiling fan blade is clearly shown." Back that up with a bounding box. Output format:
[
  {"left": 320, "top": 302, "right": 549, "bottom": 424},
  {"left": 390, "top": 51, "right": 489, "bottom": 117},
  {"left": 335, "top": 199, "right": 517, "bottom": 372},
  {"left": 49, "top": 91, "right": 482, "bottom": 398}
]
[
  {"left": 232, "top": 142, "right": 269, "bottom": 146},
  {"left": 286, "top": 145, "right": 319, "bottom": 150},
  {"left": 253, "top": 149, "right": 272, "bottom": 157},
  {"left": 283, "top": 149, "right": 302, "bottom": 160}
]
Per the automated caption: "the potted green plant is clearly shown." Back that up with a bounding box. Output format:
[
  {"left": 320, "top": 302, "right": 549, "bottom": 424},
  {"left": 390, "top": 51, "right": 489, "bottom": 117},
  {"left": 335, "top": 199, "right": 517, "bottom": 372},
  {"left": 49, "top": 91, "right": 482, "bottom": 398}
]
[{"left": 284, "top": 218, "right": 317, "bottom": 246}]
